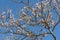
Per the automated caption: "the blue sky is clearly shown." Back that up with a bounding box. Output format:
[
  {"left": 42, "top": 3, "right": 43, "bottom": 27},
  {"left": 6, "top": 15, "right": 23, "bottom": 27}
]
[{"left": 0, "top": 0, "right": 60, "bottom": 40}]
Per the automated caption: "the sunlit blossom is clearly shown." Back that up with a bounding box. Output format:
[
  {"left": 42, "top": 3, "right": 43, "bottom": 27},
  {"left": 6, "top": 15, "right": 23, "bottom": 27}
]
[
  {"left": 21, "top": 12, "right": 26, "bottom": 18},
  {"left": 17, "top": 29, "right": 22, "bottom": 34},
  {"left": 26, "top": 31, "right": 34, "bottom": 38},
  {"left": 4, "top": 22, "right": 10, "bottom": 29}
]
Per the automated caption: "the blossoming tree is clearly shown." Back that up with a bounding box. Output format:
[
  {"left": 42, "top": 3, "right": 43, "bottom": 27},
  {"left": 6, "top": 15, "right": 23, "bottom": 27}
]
[{"left": 0, "top": 0, "right": 60, "bottom": 40}]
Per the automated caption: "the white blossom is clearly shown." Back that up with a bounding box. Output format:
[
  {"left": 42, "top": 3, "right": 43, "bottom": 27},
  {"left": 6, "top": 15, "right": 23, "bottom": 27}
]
[{"left": 17, "top": 29, "right": 22, "bottom": 34}]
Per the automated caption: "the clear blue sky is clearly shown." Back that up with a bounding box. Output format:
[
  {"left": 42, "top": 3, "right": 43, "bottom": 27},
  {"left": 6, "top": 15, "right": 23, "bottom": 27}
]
[{"left": 0, "top": 0, "right": 60, "bottom": 40}]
